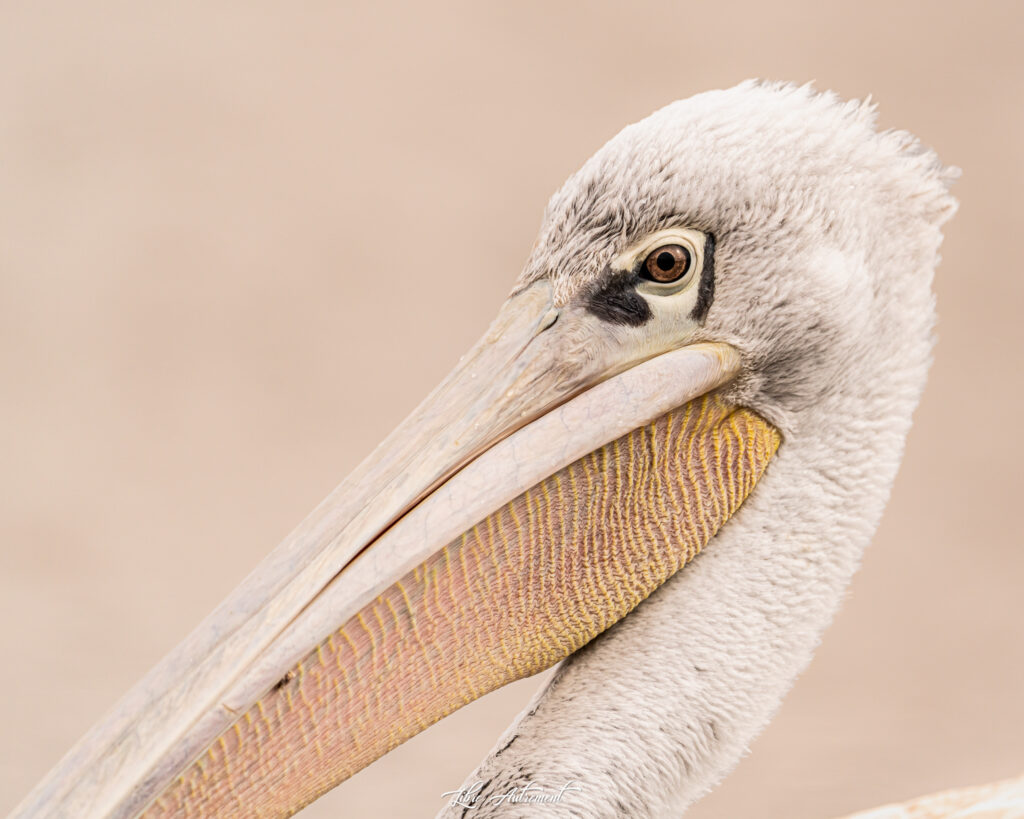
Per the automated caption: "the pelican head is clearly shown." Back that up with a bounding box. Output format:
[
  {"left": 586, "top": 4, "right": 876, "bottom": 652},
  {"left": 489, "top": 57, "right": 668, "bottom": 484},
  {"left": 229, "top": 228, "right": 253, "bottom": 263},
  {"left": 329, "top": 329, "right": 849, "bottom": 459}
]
[{"left": 15, "top": 81, "right": 956, "bottom": 818}]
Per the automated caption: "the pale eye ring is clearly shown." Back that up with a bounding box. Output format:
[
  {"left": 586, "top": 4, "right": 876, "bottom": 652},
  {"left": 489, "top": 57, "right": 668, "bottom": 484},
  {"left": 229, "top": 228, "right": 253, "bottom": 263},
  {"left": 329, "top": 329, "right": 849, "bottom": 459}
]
[{"left": 641, "top": 244, "right": 692, "bottom": 283}]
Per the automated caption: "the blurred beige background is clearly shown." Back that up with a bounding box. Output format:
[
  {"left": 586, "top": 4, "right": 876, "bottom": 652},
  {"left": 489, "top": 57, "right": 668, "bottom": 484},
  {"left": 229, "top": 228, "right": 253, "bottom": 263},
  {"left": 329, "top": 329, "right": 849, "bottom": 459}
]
[{"left": 2, "top": 1, "right": 1021, "bottom": 817}]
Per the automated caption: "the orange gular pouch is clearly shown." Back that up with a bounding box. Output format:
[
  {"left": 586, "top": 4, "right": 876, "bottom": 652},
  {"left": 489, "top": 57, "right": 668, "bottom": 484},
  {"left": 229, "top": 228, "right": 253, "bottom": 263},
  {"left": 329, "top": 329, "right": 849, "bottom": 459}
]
[{"left": 146, "top": 393, "right": 779, "bottom": 818}]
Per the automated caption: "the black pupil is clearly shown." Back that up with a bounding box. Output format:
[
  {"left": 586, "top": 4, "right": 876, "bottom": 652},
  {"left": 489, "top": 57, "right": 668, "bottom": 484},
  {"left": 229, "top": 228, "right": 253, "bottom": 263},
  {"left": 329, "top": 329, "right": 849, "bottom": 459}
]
[{"left": 656, "top": 251, "right": 677, "bottom": 272}]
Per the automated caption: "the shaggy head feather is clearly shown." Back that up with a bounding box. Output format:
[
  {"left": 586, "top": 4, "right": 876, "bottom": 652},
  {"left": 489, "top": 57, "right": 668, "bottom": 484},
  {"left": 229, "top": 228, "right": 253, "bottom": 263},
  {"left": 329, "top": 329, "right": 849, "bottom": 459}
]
[{"left": 519, "top": 80, "right": 956, "bottom": 432}]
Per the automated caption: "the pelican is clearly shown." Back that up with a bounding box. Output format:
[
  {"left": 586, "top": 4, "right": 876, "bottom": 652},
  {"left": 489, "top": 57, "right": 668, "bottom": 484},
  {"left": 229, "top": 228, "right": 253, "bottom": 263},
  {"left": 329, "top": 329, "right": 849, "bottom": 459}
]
[{"left": 12, "top": 81, "right": 961, "bottom": 818}]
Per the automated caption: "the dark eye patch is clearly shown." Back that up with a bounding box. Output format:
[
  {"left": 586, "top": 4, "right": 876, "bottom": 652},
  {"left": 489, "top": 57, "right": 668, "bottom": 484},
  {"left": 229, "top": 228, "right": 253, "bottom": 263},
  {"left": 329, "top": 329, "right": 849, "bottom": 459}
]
[
  {"left": 689, "top": 233, "right": 716, "bottom": 322},
  {"left": 584, "top": 268, "right": 652, "bottom": 326}
]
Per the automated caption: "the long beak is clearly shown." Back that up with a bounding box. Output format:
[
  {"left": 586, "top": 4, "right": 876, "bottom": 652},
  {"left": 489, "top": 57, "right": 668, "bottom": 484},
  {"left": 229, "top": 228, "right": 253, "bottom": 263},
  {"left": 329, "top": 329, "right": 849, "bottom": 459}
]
[{"left": 14, "top": 280, "right": 780, "bottom": 819}]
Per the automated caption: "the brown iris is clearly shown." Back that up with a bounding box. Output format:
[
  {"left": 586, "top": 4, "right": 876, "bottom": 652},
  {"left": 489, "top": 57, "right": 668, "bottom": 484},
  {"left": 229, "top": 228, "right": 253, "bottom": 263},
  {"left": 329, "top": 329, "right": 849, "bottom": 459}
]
[{"left": 642, "top": 244, "right": 692, "bottom": 283}]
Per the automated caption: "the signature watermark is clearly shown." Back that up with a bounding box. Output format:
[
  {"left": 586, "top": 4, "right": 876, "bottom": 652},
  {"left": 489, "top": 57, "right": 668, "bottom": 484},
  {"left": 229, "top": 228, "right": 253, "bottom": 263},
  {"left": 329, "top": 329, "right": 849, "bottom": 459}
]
[{"left": 441, "top": 779, "right": 583, "bottom": 810}]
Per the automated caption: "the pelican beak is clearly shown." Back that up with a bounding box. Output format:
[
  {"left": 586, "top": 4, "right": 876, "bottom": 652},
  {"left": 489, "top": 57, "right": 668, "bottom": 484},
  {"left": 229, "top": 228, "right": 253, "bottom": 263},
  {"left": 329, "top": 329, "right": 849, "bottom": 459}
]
[{"left": 15, "top": 280, "right": 780, "bottom": 819}]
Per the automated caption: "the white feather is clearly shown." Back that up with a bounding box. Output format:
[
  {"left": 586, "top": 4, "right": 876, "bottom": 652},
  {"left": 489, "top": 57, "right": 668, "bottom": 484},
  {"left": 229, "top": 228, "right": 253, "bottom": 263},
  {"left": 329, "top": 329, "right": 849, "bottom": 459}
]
[{"left": 439, "top": 81, "right": 957, "bottom": 818}]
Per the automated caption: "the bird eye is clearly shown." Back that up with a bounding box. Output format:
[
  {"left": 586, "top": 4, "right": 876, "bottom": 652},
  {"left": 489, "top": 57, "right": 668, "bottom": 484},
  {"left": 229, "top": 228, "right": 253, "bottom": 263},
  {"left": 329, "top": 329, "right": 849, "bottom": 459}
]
[{"left": 641, "top": 244, "right": 692, "bottom": 284}]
